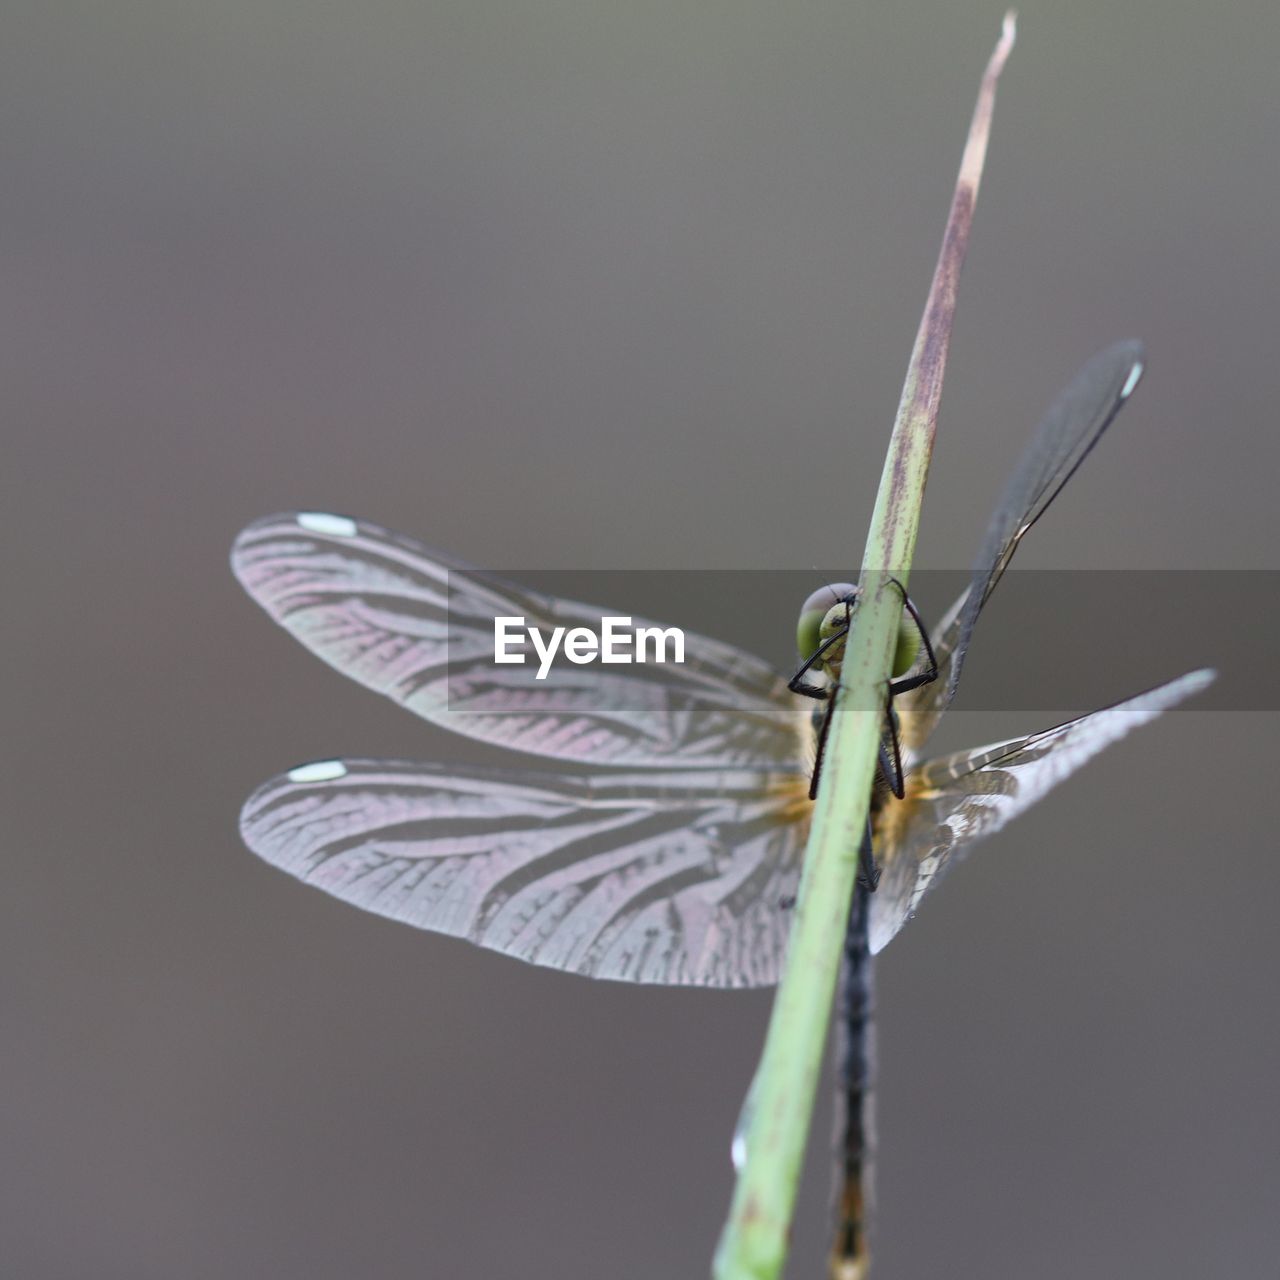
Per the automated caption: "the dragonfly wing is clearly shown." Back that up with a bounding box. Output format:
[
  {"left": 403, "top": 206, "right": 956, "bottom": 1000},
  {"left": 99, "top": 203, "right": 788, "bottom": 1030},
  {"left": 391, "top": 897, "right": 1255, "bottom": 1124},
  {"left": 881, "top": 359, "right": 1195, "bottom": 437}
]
[
  {"left": 241, "top": 759, "right": 811, "bottom": 987},
  {"left": 870, "top": 668, "right": 1214, "bottom": 954},
  {"left": 898, "top": 340, "right": 1147, "bottom": 751},
  {"left": 232, "top": 513, "right": 805, "bottom": 771}
]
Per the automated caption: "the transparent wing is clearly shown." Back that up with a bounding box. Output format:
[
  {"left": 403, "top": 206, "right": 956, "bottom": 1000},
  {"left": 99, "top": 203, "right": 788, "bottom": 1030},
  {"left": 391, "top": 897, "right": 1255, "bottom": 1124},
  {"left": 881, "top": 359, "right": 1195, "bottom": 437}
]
[
  {"left": 899, "top": 340, "right": 1147, "bottom": 752},
  {"left": 870, "top": 668, "right": 1213, "bottom": 953},
  {"left": 232, "top": 513, "right": 805, "bottom": 771},
  {"left": 241, "top": 758, "right": 811, "bottom": 987}
]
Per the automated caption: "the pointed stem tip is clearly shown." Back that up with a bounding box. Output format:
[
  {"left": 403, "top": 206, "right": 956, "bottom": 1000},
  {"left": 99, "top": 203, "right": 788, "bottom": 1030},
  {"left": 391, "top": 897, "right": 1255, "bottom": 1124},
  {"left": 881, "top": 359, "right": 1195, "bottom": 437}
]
[{"left": 999, "top": 11, "right": 1018, "bottom": 60}]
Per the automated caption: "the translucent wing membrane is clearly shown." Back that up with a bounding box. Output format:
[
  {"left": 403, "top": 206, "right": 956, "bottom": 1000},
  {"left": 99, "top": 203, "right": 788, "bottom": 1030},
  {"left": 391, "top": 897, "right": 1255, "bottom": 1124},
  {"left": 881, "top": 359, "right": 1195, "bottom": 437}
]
[
  {"left": 870, "top": 668, "right": 1214, "bottom": 953},
  {"left": 232, "top": 514, "right": 805, "bottom": 771},
  {"left": 899, "top": 340, "right": 1147, "bottom": 751},
  {"left": 234, "top": 506, "right": 1208, "bottom": 978},
  {"left": 241, "top": 759, "right": 810, "bottom": 987}
]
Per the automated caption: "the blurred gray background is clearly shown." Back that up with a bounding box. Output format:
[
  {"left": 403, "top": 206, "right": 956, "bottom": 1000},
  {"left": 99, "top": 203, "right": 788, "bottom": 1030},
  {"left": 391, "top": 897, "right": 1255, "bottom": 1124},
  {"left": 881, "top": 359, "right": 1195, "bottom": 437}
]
[{"left": 2, "top": 3, "right": 1276, "bottom": 1278}]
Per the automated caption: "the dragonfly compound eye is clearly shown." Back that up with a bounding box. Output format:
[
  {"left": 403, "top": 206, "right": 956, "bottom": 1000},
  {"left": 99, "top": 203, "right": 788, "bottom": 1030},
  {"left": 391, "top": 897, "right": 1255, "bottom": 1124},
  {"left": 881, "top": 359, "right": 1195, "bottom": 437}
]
[
  {"left": 892, "top": 615, "right": 922, "bottom": 678},
  {"left": 795, "top": 583, "right": 857, "bottom": 658}
]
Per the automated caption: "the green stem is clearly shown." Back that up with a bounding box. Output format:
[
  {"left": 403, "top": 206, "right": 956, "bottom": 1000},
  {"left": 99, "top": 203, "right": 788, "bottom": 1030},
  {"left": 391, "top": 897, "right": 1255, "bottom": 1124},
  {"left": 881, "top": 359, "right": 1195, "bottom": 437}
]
[{"left": 712, "top": 15, "right": 1016, "bottom": 1279}]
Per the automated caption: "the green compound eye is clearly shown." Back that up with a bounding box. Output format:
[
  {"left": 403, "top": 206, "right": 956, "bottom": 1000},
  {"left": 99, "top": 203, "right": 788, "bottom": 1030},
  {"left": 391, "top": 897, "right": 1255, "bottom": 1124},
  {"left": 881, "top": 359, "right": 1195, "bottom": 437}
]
[
  {"left": 892, "top": 615, "right": 922, "bottom": 678},
  {"left": 795, "top": 583, "right": 856, "bottom": 658},
  {"left": 795, "top": 609, "right": 823, "bottom": 662}
]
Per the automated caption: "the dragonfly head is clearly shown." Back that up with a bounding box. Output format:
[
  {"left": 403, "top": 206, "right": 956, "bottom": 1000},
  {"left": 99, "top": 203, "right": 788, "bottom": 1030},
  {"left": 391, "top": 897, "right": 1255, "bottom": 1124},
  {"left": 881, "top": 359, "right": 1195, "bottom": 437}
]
[{"left": 796, "top": 581, "right": 921, "bottom": 679}]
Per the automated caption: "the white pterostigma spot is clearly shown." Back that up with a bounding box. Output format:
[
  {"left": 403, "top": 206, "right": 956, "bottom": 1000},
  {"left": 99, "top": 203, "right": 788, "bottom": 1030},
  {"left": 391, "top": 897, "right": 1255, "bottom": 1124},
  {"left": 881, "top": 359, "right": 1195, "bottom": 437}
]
[
  {"left": 297, "top": 512, "right": 358, "bottom": 537},
  {"left": 288, "top": 760, "right": 349, "bottom": 783},
  {"left": 1119, "top": 361, "right": 1143, "bottom": 400}
]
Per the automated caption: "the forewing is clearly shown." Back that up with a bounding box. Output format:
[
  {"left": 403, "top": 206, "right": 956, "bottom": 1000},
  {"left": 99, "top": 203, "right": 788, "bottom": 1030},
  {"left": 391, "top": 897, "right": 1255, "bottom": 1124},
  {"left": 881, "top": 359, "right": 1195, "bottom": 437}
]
[
  {"left": 898, "top": 340, "right": 1147, "bottom": 751},
  {"left": 232, "top": 513, "right": 804, "bottom": 771},
  {"left": 241, "top": 759, "right": 811, "bottom": 987},
  {"left": 870, "top": 668, "right": 1213, "bottom": 953}
]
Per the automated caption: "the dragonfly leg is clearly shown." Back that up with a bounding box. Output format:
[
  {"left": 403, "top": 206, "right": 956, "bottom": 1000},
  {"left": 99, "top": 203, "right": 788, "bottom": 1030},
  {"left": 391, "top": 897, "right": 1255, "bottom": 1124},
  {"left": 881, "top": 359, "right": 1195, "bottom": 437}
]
[
  {"left": 857, "top": 814, "right": 880, "bottom": 891},
  {"left": 809, "top": 687, "right": 837, "bottom": 800},
  {"left": 879, "top": 700, "right": 907, "bottom": 800},
  {"left": 809, "top": 676, "right": 907, "bottom": 809},
  {"left": 789, "top": 625, "right": 849, "bottom": 699},
  {"left": 814, "top": 690, "right": 882, "bottom": 890},
  {"left": 791, "top": 676, "right": 828, "bottom": 701}
]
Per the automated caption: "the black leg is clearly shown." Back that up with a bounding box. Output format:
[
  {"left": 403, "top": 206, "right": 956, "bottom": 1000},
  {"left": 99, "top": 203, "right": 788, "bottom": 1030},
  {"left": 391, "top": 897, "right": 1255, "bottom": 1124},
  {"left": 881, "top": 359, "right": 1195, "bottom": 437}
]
[
  {"left": 857, "top": 815, "right": 880, "bottom": 891},
  {"left": 808, "top": 685, "right": 837, "bottom": 801},
  {"left": 811, "top": 689, "right": 882, "bottom": 892},
  {"left": 789, "top": 622, "right": 850, "bottom": 699},
  {"left": 879, "top": 701, "right": 907, "bottom": 799},
  {"left": 799, "top": 601, "right": 854, "bottom": 798}
]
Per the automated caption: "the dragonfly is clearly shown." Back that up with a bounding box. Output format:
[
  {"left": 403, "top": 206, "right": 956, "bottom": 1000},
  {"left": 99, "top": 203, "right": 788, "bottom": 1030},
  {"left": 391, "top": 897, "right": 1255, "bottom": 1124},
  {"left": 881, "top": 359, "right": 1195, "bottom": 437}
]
[{"left": 231, "top": 338, "right": 1213, "bottom": 1277}]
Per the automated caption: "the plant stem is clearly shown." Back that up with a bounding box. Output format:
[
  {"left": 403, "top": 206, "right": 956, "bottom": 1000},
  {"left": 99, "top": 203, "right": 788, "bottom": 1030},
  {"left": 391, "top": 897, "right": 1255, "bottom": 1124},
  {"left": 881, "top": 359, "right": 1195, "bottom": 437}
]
[{"left": 712, "top": 15, "right": 1016, "bottom": 1279}]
